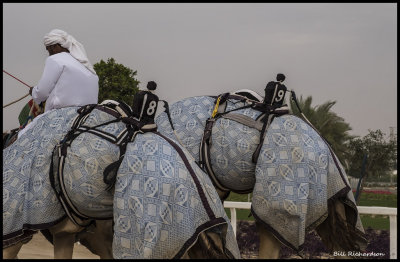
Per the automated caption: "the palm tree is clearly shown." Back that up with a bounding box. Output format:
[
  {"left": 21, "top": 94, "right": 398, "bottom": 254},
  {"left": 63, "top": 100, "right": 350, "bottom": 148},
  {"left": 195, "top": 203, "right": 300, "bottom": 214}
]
[{"left": 289, "top": 95, "right": 354, "bottom": 165}]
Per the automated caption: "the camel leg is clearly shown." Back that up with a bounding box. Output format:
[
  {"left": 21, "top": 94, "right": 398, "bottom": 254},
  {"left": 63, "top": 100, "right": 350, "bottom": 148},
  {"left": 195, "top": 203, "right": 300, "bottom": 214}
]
[
  {"left": 3, "top": 234, "right": 34, "bottom": 259},
  {"left": 179, "top": 228, "right": 231, "bottom": 259},
  {"left": 256, "top": 221, "right": 281, "bottom": 259},
  {"left": 3, "top": 242, "right": 24, "bottom": 259},
  {"left": 215, "top": 188, "right": 230, "bottom": 202},
  {"left": 215, "top": 187, "right": 282, "bottom": 258},
  {"left": 77, "top": 220, "right": 114, "bottom": 259},
  {"left": 49, "top": 217, "right": 84, "bottom": 259},
  {"left": 330, "top": 200, "right": 352, "bottom": 259},
  {"left": 52, "top": 232, "right": 76, "bottom": 259},
  {"left": 316, "top": 199, "right": 352, "bottom": 259},
  {"left": 180, "top": 252, "right": 190, "bottom": 259}
]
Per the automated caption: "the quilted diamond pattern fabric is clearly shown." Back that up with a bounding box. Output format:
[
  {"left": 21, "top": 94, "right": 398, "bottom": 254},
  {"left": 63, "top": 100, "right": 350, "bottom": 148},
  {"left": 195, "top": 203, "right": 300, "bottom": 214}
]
[
  {"left": 3, "top": 107, "right": 80, "bottom": 245},
  {"left": 252, "top": 114, "right": 365, "bottom": 250},
  {"left": 3, "top": 107, "right": 125, "bottom": 245},
  {"left": 112, "top": 132, "right": 240, "bottom": 258}
]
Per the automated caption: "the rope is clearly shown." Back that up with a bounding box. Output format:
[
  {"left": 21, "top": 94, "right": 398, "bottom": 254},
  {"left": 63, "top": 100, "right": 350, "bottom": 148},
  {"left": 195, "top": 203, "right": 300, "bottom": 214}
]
[
  {"left": 3, "top": 70, "right": 32, "bottom": 88},
  {"left": 3, "top": 93, "right": 30, "bottom": 108},
  {"left": 211, "top": 96, "right": 221, "bottom": 118},
  {"left": 3, "top": 70, "right": 32, "bottom": 108}
]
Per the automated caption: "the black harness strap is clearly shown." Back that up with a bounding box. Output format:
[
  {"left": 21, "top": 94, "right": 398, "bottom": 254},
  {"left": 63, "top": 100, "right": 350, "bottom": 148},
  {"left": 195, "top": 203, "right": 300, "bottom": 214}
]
[
  {"left": 3, "top": 128, "right": 20, "bottom": 149},
  {"left": 199, "top": 93, "right": 290, "bottom": 194},
  {"left": 251, "top": 104, "right": 290, "bottom": 163},
  {"left": 103, "top": 128, "right": 137, "bottom": 191},
  {"left": 49, "top": 102, "right": 139, "bottom": 226},
  {"left": 199, "top": 117, "right": 231, "bottom": 193},
  {"left": 160, "top": 100, "right": 174, "bottom": 130},
  {"left": 50, "top": 142, "right": 92, "bottom": 226},
  {"left": 251, "top": 113, "right": 276, "bottom": 163},
  {"left": 102, "top": 118, "right": 157, "bottom": 191},
  {"left": 199, "top": 94, "right": 258, "bottom": 194}
]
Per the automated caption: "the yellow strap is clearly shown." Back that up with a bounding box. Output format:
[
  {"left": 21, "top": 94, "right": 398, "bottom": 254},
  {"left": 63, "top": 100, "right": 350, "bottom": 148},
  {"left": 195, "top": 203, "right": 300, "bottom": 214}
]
[{"left": 211, "top": 97, "right": 221, "bottom": 118}]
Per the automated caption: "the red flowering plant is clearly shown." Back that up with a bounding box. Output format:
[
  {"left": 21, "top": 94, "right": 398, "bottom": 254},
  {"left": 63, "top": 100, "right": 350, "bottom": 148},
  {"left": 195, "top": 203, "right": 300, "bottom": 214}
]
[{"left": 352, "top": 189, "right": 393, "bottom": 195}]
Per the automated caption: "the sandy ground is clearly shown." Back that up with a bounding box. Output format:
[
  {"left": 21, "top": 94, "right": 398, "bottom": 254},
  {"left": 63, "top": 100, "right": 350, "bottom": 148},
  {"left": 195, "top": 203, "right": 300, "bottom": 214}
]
[{"left": 16, "top": 232, "right": 99, "bottom": 259}]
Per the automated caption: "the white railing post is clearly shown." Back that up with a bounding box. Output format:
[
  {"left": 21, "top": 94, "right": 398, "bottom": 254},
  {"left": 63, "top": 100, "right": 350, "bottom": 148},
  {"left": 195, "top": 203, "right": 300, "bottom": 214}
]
[
  {"left": 224, "top": 202, "right": 397, "bottom": 259},
  {"left": 230, "top": 208, "right": 237, "bottom": 237},
  {"left": 389, "top": 215, "right": 397, "bottom": 259},
  {"left": 224, "top": 201, "right": 252, "bottom": 237}
]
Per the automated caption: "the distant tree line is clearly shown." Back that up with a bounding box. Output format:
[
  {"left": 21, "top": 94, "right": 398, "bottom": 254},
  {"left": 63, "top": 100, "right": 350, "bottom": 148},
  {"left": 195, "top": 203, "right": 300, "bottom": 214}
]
[{"left": 290, "top": 95, "right": 397, "bottom": 187}]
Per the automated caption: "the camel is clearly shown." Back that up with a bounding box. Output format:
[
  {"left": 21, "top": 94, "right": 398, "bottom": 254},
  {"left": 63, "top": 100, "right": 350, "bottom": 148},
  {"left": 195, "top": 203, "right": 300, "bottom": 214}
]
[
  {"left": 3, "top": 102, "right": 240, "bottom": 259},
  {"left": 154, "top": 92, "right": 368, "bottom": 258}
]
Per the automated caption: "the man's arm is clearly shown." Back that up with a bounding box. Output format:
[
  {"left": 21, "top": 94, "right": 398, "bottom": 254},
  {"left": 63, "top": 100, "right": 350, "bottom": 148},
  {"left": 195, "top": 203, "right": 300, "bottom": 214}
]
[{"left": 31, "top": 57, "right": 63, "bottom": 104}]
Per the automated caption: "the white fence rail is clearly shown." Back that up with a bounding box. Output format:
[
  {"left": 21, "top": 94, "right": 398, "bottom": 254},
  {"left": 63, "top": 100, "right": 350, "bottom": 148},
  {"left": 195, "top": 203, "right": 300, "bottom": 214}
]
[{"left": 223, "top": 201, "right": 397, "bottom": 259}]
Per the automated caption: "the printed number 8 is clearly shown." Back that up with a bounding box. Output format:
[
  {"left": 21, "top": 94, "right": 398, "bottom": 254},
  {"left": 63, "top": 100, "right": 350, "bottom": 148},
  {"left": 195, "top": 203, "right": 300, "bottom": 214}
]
[
  {"left": 275, "top": 90, "right": 285, "bottom": 102},
  {"left": 147, "top": 101, "right": 157, "bottom": 116}
]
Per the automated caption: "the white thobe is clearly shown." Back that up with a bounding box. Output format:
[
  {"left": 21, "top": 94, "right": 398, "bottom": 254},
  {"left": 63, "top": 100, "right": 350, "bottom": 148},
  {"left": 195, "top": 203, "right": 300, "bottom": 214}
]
[{"left": 32, "top": 52, "right": 99, "bottom": 112}]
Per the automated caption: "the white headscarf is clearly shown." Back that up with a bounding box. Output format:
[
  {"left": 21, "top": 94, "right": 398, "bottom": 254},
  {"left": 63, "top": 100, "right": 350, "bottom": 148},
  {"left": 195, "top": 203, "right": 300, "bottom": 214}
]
[{"left": 43, "top": 29, "right": 96, "bottom": 75}]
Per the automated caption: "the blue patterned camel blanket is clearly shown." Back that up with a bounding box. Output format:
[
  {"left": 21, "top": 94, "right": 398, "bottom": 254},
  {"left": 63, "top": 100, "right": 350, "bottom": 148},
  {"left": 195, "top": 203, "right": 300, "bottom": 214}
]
[
  {"left": 3, "top": 107, "right": 80, "bottom": 246},
  {"left": 112, "top": 132, "right": 240, "bottom": 258},
  {"left": 3, "top": 106, "right": 127, "bottom": 246},
  {"left": 3, "top": 106, "right": 240, "bottom": 258},
  {"left": 156, "top": 95, "right": 366, "bottom": 251}
]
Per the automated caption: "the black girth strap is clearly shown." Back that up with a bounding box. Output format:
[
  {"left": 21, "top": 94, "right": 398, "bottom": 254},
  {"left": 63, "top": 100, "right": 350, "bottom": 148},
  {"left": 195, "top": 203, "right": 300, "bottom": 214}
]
[
  {"left": 199, "top": 94, "right": 256, "bottom": 194},
  {"left": 251, "top": 113, "right": 275, "bottom": 163},
  {"left": 199, "top": 117, "right": 231, "bottom": 193},
  {"left": 49, "top": 102, "right": 148, "bottom": 226},
  {"left": 103, "top": 117, "right": 157, "bottom": 191},
  {"left": 199, "top": 93, "right": 289, "bottom": 194},
  {"left": 199, "top": 94, "right": 231, "bottom": 193},
  {"left": 251, "top": 103, "right": 289, "bottom": 163}
]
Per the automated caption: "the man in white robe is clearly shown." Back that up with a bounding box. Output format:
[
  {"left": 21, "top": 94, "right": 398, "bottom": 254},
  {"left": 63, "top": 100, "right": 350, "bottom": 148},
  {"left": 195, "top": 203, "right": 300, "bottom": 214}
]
[
  {"left": 19, "top": 29, "right": 99, "bottom": 138},
  {"left": 30, "top": 29, "right": 99, "bottom": 112}
]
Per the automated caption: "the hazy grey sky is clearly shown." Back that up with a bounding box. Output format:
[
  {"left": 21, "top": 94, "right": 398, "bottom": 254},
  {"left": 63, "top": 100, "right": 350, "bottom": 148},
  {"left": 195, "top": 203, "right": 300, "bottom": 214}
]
[{"left": 3, "top": 3, "right": 397, "bottom": 137}]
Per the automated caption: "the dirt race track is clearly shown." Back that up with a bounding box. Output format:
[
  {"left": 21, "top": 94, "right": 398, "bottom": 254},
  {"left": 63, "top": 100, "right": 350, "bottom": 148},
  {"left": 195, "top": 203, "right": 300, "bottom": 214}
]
[{"left": 17, "top": 232, "right": 99, "bottom": 259}]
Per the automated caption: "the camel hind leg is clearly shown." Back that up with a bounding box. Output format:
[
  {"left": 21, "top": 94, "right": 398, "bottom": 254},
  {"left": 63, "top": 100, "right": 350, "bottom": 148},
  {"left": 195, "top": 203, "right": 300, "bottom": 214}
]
[
  {"left": 3, "top": 241, "right": 24, "bottom": 259},
  {"left": 76, "top": 220, "right": 114, "bottom": 259},
  {"left": 52, "top": 232, "right": 76, "bottom": 259},
  {"left": 316, "top": 198, "right": 360, "bottom": 258},
  {"left": 256, "top": 221, "right": 282, "bottom": 259},
  {"left": 49, "top": 217, "right": 85, "bottom": 259},
  {"left": 180, "top": 224, "right": 234, "bottom": 259},
  {"left": 2, "top": 235, "right": 34, "bottom": 259},
  {"left": 216, "top": 187, "right": 282, "bottom": 258}
]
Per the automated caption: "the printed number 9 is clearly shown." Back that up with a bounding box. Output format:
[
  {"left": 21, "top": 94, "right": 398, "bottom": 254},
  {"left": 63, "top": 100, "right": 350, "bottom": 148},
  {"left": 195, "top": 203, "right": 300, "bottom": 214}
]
[
  {"left": 147, "top": 101, "right": 157, "bottom": 116},
  {"left": 275, "top": 90, "right": 285, "bottom": 102}
]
